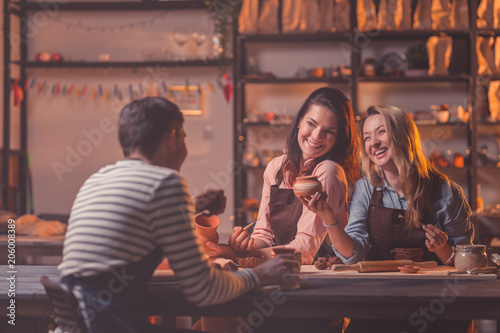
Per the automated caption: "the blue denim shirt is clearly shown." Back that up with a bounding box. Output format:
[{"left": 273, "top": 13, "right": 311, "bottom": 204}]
[{"left": 333, "top": 177, "right": 475, "bottom": 264}]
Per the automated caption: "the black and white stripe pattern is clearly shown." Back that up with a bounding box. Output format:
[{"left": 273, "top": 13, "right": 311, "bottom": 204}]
[{"left": 59, "top": 159, "right": 258, "bottom": 306}]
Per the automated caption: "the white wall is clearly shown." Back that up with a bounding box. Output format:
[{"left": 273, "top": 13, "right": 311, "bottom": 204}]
[{"left": 20, "top": 9, "right": 236, "bottom": 235}]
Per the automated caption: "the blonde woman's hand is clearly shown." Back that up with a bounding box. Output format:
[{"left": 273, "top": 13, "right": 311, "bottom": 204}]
[{"left": 423, "top": 224, "right": 448, "bottom": 252}]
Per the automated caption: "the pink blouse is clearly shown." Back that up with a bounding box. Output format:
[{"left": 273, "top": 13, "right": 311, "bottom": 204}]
[{"left": 251, "top": 155, "right": 349, "bottom": 264}]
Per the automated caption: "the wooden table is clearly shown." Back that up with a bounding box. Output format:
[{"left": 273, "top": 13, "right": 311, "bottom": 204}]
[
  {"left": 0, "top": 235, "right": 64, "bottom": 265},
  {"left": 1, "top": 265, "right": 499, "bottom": 330}
]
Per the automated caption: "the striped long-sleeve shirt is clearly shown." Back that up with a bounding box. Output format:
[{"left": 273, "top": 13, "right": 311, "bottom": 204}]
[{"left": 58, "top": 159, "right": 258, "bottom": 306}]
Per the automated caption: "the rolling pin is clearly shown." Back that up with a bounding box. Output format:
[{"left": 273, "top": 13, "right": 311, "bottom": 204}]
[{"left": 331, "top": 260, "right": 437, "bottom": 272}]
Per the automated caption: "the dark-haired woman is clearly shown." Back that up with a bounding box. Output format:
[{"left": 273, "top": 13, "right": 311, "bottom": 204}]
[{"left": 228, "top": 87, "right": 360, "bottom": 264}]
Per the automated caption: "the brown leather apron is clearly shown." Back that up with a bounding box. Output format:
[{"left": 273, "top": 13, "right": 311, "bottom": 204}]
[
  {"left": 269, "top": 185, "right": 303, "bottom": 246},
  {"left": 268, "top": 185, "right": 334, "bottom": 259},
  {"left": 346, "top": 189, "right": 471, "bottom": 333},
  {"left": 366, "top": 188, "right": 438, "bottom": 262}
]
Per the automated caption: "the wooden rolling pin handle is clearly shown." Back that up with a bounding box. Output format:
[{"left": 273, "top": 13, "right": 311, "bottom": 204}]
[
  {"left": 331, "top": 264, "right": 360, "bottom": 272},
  {"left": 413, "top": 261, "right": 438, "bottom": 268}
]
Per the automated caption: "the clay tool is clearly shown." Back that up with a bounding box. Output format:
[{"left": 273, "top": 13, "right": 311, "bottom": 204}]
[
  {"left": 243, "top": 222, "right": 255, "bottom": 231},
  {"left": 398, "top": 214, "right": 427, "bottom": 228}
]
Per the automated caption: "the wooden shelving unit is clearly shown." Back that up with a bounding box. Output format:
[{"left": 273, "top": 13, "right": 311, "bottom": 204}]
[{"left": 232, "top": 0, "right": 496, "bottom": 226}]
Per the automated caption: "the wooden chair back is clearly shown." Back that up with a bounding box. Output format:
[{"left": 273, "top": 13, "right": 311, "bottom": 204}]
[{"left": 40, "top": 275, "right": 89, "bottom": 333}]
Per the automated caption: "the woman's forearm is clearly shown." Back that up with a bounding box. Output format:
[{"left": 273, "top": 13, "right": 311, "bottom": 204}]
[
  {"left": 325, "top": 224, "right": 355, "bottom": 259},
  {"left": 253, "top": 237, "right": 269, "bottom": 250},
  {"left": 434, "top": 243, "right": 454, "bottom": 266},
  {"left": 320, "top": 210, "right": 355, "bottom": 259}
]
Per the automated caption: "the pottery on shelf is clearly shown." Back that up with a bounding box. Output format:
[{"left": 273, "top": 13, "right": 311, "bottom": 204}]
[
  {"left": 194, "top": 213, "right": 220, "bottom": 250},
  {"left": 293, "top": 175, "right": 323, "bottom": 197}
]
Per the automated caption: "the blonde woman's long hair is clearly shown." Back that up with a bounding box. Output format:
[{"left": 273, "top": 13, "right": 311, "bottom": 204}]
[{"left": 361, "top": 105, "right": 449, "bottom": 226}]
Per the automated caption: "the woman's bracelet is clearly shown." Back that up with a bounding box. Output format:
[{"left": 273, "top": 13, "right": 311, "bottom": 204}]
[{"left": 323, "top": 219, "right": 339, "bottom": 228}]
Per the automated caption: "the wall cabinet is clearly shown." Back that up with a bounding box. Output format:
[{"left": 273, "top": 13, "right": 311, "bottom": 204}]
[{"left": 232, "top": 0, "right": 500, "bottom": 229}]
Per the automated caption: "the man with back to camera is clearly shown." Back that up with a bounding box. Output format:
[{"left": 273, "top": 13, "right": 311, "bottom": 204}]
[{"left": 58, "top": 96, "right": 298, "bottom": 333}]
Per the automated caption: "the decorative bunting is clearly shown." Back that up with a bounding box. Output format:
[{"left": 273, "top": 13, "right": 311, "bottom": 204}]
[
  {"left": 129, "top": 84, "right": 134, "bottom": 99},
  {"left": 24, "top": 77, "right": 230, "bottom": 104},
  {"left": 185, "top": 78, "right": 190, "bottom": 97},
  {"left": 207, "top": 82, "right": 214, "bottom": 92},
  {"left": 216, "top": 76, "right": 223, "bottom": 89},
  {"left": 221, "top": 73, "right": 233, "bottom": 103},
  {"left": 11, "top": 79, "right": 24, "bottom": 106}
]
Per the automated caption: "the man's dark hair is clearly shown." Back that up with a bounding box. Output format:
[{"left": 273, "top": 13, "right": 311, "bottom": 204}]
[{"left": 118, "top": 97, "right": 184, "bottom": 158}]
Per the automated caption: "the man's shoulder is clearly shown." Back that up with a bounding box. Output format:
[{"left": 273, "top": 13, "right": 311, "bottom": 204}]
[{"left": 98, "top": 159, "right": 179, "bottom": 179}]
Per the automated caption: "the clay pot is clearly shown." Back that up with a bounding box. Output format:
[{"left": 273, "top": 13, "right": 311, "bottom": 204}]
[
  {"left": 194, "top": 213, "right": 220, "bottom": 249},
  {"left": 293, "top": 175, "right": 322, "bottom": 197}
]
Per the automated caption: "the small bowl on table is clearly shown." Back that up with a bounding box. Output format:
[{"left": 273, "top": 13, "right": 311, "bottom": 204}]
[{"left": 398, "top": 265, "right": 420, "bottom": 274}]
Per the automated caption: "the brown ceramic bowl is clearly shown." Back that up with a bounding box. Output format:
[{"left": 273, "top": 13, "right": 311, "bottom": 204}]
[
  {"left": 293, "top": 176, "right": 322, "bottom": 197},
  {"left": 398, "top": 265, "right": 420, "bottom": 274}
]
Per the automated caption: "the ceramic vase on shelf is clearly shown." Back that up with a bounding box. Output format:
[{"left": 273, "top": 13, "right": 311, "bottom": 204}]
[{"left": 194, "top": 213, "right": 220, "bottom": 250}]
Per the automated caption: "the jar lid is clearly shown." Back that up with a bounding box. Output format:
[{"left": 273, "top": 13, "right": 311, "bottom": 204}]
[{"left": 456, "top": 244, "right": 486, "bottom": 252}]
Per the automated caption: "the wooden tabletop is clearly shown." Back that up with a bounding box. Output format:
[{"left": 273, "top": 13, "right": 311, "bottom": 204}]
[
  {"left": 0, "top": 235, "right": 65, "bottom": 265},
  {"left": 0, "top": 235, "right": 65, "bottom": 244},
  {"left": 1, "top": 264, "right": 500, "bottom": 323}
]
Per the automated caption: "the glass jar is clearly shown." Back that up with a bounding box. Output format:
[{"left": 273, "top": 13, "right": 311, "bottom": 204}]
[{"left": 454, "top": 244, "right": 488, "bottom": 272}]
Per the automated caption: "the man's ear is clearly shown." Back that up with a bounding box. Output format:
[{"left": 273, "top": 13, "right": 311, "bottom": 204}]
[{"left": 165, "top": 128, "right": 177, "bottom": 150}]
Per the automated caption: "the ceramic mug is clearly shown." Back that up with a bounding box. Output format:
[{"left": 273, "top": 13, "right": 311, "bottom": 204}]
[{"left": 194, "top": 213, "right": 220, "bottom": 250}]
